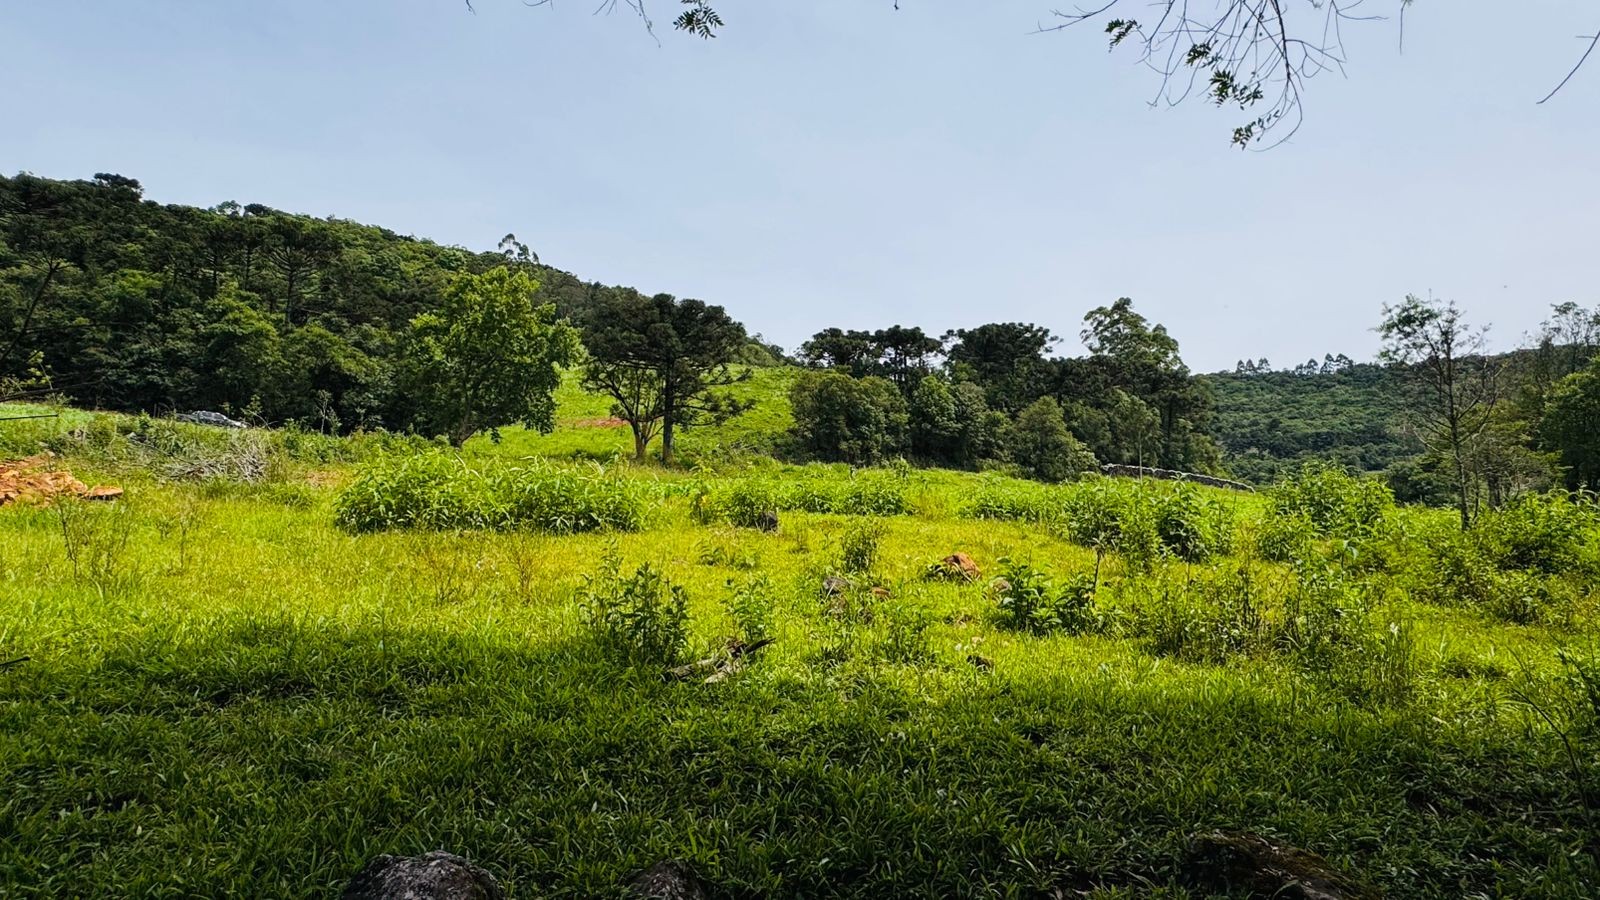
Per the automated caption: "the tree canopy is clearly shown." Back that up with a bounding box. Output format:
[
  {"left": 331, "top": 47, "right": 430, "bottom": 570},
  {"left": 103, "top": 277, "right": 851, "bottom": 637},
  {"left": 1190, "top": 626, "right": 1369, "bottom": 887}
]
[
  {"left": 580, "top": 290, "right": 749, "bottom": 462},
  {"left": 400, "top": 268, "right": 578, "bottom": 446}
]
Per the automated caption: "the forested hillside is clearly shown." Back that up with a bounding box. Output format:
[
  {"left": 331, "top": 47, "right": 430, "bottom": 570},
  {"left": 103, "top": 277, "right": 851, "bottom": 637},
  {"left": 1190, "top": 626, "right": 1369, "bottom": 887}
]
[
  {"left": 0, "top": 172, "right": 783, "bottom": 434},
  {"left": 1205, "top": 364, "right": 1422, "bottom": 483}
]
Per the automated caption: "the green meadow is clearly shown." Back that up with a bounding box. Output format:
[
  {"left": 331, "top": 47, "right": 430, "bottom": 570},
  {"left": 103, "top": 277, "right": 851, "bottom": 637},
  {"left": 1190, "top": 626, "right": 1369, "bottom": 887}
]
[{"left": 2, "top": 396, "right": 1598, "bottom": 898}]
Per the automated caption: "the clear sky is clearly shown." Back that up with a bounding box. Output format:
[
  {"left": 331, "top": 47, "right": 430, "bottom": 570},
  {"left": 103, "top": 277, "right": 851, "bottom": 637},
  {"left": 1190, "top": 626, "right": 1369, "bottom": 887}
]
[{"left": 5, "top": 1, "right": 1597, "bottom": 371}]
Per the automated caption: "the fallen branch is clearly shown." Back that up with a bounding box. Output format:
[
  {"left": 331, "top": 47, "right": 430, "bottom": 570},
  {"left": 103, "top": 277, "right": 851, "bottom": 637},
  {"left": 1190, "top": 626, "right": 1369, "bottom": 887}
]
[
  {"left": 0, "top": 657, "right": 29, "bottom": 671},
  {"left": 666, "top": 637, "right": 774, "bottom": 684}
]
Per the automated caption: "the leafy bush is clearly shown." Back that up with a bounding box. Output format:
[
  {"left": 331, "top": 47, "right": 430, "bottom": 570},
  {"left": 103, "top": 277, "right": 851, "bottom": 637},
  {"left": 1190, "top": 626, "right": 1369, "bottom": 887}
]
[
  {"left": 788, "top": 371, "right": 908, "bottom": 465},
  {"left": 1404, "top": 504, "right": 1595, "bottom": 626},
  {"left": 1474, "top": 491, "right": 1599, "bottom": 576},
  {"left": 1267, "top": 462, "right": 1394, "bottom": 545},
  {"left": 1152, "top": 483, "right": 1233, "bottom": 562},
  {"left": 1009, "top": 397, "right": 1099, "bottom": 483},
  {"left": 832, "top": 475, "right": 909, "bottom": 516},
  {"left": 581, "top": 549, "right": 690, "bottom": 666},
  {"left": 692, "top": 478, "right": 780, "bottom": 528},
  {"left": 1058, "top": 480, "right": 1227, "bottom": 563},
  {"left": 334, "top": 452, "right": 643, "bottom": 533},
  {"left": 994, "top": 559, "right": 1099, "bottom": 635}
]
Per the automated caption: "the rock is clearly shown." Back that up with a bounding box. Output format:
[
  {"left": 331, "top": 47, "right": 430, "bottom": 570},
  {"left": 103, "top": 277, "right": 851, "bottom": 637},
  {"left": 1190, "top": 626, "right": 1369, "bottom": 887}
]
[
  {"left": 942, "top": 552, "right": 981, "bottom": 581},
  {"left": 1185, "top": 831, "right": 1374, "bottom": 900},
  {"left": 754, "top": 510, "right": 779, "bottom": 532},
  {"left": 821, "top": 575, "right": 852, "bottom": 597},
  {"left": 626, "top": 860, "right": 708, "bottom": 900},
  {"left": 343, "top": 851, "right": 504, "bottom": 900},
  {"left": 84, "top": 485, "right": 123, "bottom": 501},
  {"left": 176, "top": 410, "right": 247, "bottom": 429},
  {"left": 870, "top": 586, "right": 891, "bottom": 599}
]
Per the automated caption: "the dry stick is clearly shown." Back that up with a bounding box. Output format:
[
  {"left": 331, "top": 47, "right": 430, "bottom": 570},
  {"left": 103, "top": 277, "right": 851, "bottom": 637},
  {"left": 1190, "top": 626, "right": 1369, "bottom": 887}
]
[{"left": 0, "top": 657, "right": 29, "bottom": 671}]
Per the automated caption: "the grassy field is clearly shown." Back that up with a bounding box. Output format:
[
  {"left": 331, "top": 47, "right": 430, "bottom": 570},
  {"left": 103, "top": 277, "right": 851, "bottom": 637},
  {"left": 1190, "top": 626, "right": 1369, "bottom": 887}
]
[{"left": 2, "top": 397, "right": 1598, "bottom": 897}]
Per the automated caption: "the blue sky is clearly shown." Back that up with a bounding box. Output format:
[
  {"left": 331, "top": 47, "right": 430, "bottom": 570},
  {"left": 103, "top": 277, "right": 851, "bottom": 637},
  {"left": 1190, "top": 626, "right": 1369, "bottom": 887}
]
[{"left": 5, "top": 1, "right": 1597, "bottom": 371}]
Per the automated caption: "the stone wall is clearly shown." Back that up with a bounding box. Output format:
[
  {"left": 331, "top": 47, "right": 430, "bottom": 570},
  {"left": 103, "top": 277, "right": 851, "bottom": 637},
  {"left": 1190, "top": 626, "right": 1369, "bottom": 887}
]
[{"left": 1098, "top": 464, "right": 1254, "bottom": 492}]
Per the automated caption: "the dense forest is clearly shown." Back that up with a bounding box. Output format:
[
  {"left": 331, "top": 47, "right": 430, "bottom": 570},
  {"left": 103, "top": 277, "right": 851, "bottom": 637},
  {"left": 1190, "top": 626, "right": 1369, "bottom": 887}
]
[{"left": 6, "top": 172, "right": 1600, "bottom": 505}]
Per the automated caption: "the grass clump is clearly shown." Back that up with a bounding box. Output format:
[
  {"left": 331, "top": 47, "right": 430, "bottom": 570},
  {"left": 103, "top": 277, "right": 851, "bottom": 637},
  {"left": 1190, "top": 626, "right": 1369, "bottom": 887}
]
[
  {"left": 333, "top": 452, "right": 643, "bottom": 534},
  {"left": 692, "top": 470, "right": 908, "bottom": 527},
  {"left": 964, "top": 478, "right": 1062, "bottom": 522}
]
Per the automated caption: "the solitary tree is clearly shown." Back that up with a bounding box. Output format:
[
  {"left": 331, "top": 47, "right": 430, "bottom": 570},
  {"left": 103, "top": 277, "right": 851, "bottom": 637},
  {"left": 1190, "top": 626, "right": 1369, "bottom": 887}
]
[
  {"left": 1379, "top": 295, "right": 1501, "bottom": 529},
  {"left": 401, "top": 267, "right": 578, "bottom": 446},
  {"left": 581, "top": 289, "right": 749, "bottom": 463}
]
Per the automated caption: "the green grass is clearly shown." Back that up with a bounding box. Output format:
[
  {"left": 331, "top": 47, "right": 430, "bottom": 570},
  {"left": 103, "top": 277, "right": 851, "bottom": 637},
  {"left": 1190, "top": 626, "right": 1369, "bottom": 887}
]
[
  {"left": 2, "top": 400, "right": 1599, "bottom": 897},
  {"left": 468, "top": 366, "right": 798, "bottom": 464}
]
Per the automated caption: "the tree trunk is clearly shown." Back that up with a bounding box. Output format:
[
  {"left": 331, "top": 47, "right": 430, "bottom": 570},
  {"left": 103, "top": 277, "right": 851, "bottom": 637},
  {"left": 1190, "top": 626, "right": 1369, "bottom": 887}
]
[
  {"left": 632, "top": 423, "right": 649, "bottom": 461},
  {"left": 661, "top": 375, "right": 676, "bottom": 465},
  {"left": 0, "top": 258, "right": 61, "bottom": 373}
]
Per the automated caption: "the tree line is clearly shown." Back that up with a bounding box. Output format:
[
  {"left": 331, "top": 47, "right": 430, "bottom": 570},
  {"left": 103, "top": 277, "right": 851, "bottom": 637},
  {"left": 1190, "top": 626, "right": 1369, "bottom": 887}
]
[
  {"left": 6, "top": 172, "right": 1599, "bottom": 505},
  {"left": 785, "top": 299, "right": 1218, "bottom": 481},
  {"left": 0, "top": 172, "right": 779, "bottom": 444}
]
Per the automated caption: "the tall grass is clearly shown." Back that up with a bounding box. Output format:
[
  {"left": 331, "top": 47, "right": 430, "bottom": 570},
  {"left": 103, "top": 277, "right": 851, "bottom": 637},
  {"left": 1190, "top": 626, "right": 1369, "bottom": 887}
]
[{"left": 334, "top": 452, "right": 644, "bottom": 534}]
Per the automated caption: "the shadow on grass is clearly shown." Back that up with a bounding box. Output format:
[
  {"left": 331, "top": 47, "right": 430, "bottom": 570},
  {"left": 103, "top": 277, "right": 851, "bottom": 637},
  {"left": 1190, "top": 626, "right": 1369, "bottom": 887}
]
[{"left": 1, "top": 617, "right": 1594, "bottom": 897}]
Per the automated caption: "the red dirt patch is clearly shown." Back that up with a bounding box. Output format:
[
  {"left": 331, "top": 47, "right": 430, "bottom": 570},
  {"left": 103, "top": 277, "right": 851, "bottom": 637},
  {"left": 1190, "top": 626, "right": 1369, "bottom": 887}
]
[
  {"left": 570, "top": 417, "right": 628, "bottom": 428},
  {"left": 0, "top": 455, "right": 122, "bottom": 507}
]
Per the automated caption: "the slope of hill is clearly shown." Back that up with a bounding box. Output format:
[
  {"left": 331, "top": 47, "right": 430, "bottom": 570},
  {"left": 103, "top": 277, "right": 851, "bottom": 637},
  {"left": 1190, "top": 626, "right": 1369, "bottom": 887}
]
[
  {"left": 0, "top": 172, "right": 715, "bottom": 433},
  {"left": 1203, "top": 364, "right": 1422, "bottom": 483}
]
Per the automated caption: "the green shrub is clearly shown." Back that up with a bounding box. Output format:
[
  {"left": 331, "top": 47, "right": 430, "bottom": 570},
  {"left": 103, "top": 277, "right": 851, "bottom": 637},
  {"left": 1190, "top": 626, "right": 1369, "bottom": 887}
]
[
  {"left": 693, "top": 472, "right": 909, "bottom": 525},
  {"left": 994, "top": 559, "right": 1099, "bottom": 635},
  {"left": 334, "top": 452, "right": 642, "bottom": 534},
  {"left": 1153, "top": 483, "right": 1233, "bottom": 562},
  {"left": 833, "top": 474, "right": 909, "bottom": 516},
  {"left": 581, "top": 549, "right": 690, "bottom": 666},
  {"left": 965, "top": 480, "right": 1061, "bottom": 522},
  {"left": 1254, "top": 510, "right": 1317, "bottom": 563},
  {"left": 1475, "top": 491, "right": 1599, "bottom": 576},
  {"left": 1059, "top": 480, "right": 1223, "bottom": 564},
  {"left": 1268, "top": 462, "right": 1394, "bottom": 543},
  {"left": 1009, "top": 397, "right": 1098, "bottom": 483},
  {"left": 334, "top": 452, "right": 485, "bottom": 531},
  {"left": 788, "top": 371, "right": 908, "bottom": 465}
]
